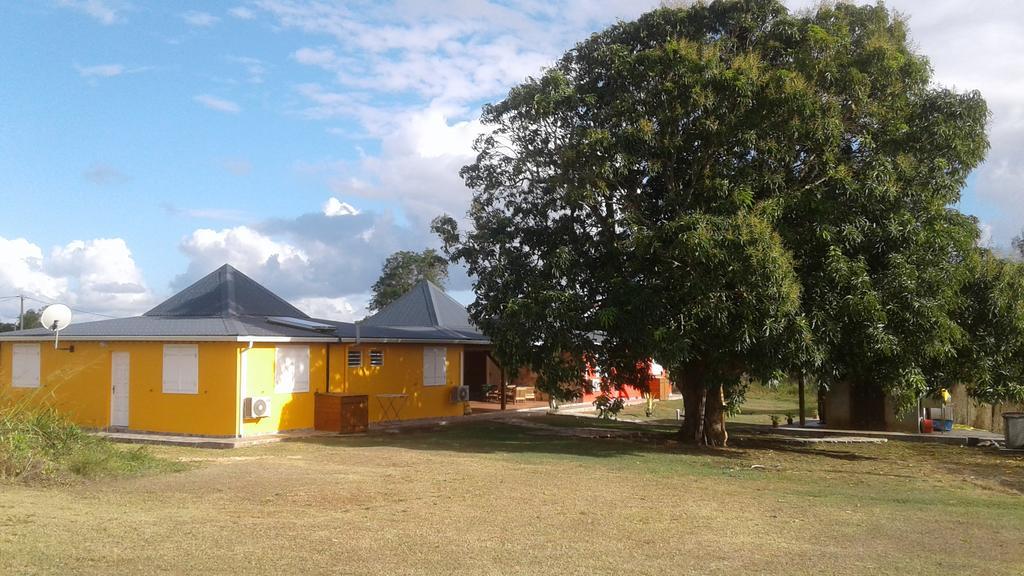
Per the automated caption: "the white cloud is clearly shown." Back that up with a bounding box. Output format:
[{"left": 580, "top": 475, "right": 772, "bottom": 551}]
[
  {"left": 0, "top": 236, "right": 154, "bottom": 322},
  {"left": 48, "top": 239, "right": 153, "bottom": 315},
  {"left": 229, "top": 6, "right": 256, "bottom": 20},
  {"left": 172, "top": 199, "right": 448, "bottom": 308},
  {"left": 57, "top": 0, "right": 125, "bottom": 25},
  {"left": 292, "top": 83, "right": 378, "bottom": 121},
  {"left": 323, "top": 197, "right": 360, "bottom": 217},
  {"left": 305, "top": 104, "right": 481, "bottom": 228},
  {"left": 291, "top": 295, "right": 366, "bottom": 321},
  {"left": 292, "top": 47, "right": 338, "bottom": 67},
  {"left": 273, "top": 0, "right": 1024, "bottom": 250},
  {"left": 227, "top": 56, "right": 267, "bottom": 84},
  {"left": 182, "top": 10, "right": 220, "bottom": 28},
  {"left": 268, "top": 1, "right": 646, "bottom": 232},
  {"left": 265, "top": 0, "right": 643, "bottom": 107},
  {"left": 977, "top": 221, "right": 994, "bottom": 248},
  {"left": 180, "top": 226, "right": 309, "bottom": 275},
  {"left": 75, "top": 63, "right": 125, "bottom": 78},
  {"left": 0, "top": 238, "right": 67, "bottom": 303},
  {"left": 193, "top": 94, "right": 241, "bottom": 114}
]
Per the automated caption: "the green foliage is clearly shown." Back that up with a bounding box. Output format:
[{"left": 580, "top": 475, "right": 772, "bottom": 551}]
[
  {"left": 368, "top": 249, "right": 449, "bottom": 312},
  {"left": 593, "top": 395, "right": 626, "bottom": 420},
  {"left": 943, "top": 251, "right": 1024, "bottom": 404},
  {"left": 0, "top": 308, "right": 40, "bottom": 333},
  {"left": 1012, "top": 232, "right": 1024, "bottom": 260},
  {"left": 436, "top": 0, "right": 999, "bottom": 431},
  {"left": 0, "top": 406, "right": 180, "bottom": 483}
]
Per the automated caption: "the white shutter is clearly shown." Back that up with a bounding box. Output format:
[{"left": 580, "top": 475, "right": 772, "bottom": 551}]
[
  {"left": 437, "top": 347, "right": 447, "bottom": 385},
  {"left": 12, "top": 344, "right": 40, "bottom": 389},
  {"left": 423, "top": 347, "right": 447, "bottom": 387},
  {"left": 423, "top": 347, "right": 436, "bottom": 386},
  {"left": 163, "top": 345, "right": 198, "bottom": 394},
  {"left": 275, "top": 346, "right": 309, "bottom": 393}
]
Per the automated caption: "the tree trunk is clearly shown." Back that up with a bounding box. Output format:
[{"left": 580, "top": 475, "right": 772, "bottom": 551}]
[
  {"left": 679, "top": 367, "right": 704, "bottom": 442},
  {"left": 677, "top": 364, "right": 728, "bottom": 447},
  {"left": 702, "top": 381, "right": 728, "bottom": 446}
]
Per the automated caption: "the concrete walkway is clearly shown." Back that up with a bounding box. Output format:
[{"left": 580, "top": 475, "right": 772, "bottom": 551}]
[
  {"left": 93, "top": 405, "right": 559, "bottom": 449},
  {"left": 94, "top": 429, "right": 335, "bottom": 449},
  {"left": 737, "top": 421, "right": 1003, "bottom": 446}
]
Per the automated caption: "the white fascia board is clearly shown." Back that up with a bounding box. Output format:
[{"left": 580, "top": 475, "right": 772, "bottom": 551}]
[
  {"left": 339, "top": 337, "right": 491, "bottom": 345},
  {"left": 0, "top": 335, "right": 335, "bottom": 343},
  {"left": 0, "top": 335, "right": 485, "bottom": 344}
]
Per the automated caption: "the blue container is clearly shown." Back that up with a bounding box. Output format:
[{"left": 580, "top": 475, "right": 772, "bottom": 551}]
[{"left": 941, "top": 419, "right": 954, "bottom": 432}]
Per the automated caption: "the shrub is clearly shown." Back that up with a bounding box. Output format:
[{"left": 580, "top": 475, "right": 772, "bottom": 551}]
[{"left": 0, "top": 406, "right": 180, "bottom": 483}]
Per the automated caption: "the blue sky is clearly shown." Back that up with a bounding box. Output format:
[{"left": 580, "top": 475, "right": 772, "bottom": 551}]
[{"left": 1, "top": 0, "right": 1021, "bottom": 322}]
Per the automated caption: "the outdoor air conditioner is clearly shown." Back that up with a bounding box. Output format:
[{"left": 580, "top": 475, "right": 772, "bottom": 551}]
[
  {"left": 245, "top": 396, "right": 272, "bottom": 419},
  {"left": 452, "top": 385, "right": 471, "bottom": 403}
]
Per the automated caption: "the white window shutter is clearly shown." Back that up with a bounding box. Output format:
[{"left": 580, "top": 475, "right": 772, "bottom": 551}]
[
  {"left": 423, "top": 348, "right": 435, "bottom": 386},
  {"left": 12, "top": 344, "right": 40, "bottom": 389},
  {"left": 437, "top": 347, "right": 447, "bottom": 385},
  {"left": 163, "top": 345, "right": 198, "bottom": 394},
  {"left": 423, "top": 347, "right": 447, "bottom": 386},
  {"left": 275, "top": 346, "right": 309, "bottom": 393}
]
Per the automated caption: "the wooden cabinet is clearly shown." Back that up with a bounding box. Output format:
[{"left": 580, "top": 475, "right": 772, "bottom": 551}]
[{"left": 315, "top": 393, "right": 368, "bottom": 434}]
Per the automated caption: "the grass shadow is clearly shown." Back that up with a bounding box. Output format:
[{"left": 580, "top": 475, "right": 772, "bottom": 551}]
[
  {"left": 730, "top": 437, "right": 880, "bottom": 462},
  {"left": 290, "top": 416, "right": 750, "bottom": 462}
]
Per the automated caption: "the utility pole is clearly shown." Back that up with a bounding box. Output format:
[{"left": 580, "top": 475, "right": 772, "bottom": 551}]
[{"left": 17, "top": 295, "right": 24, "bottom": 330}]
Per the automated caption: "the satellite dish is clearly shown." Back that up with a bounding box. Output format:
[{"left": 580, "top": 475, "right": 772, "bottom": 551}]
[{"left": 40, "top": 304, "right": 73, "bottom": 332}]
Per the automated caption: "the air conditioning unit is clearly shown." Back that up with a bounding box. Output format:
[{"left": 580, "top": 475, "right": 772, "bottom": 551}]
[
  {"left": 451, "top": 385, "right": 470, "bottom": 403},
  {"left": 245, "top": 396, "right": 272, "bottom": 419}
]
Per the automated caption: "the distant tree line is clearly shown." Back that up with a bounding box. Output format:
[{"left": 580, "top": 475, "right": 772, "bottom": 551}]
[{"left": 0, "top": 309, "right": 40, "bottom": 333}]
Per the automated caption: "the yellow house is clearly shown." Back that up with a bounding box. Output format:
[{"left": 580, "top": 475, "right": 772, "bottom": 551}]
[{"left": 0, "top": 264, "right": 489, "bottom": 437}]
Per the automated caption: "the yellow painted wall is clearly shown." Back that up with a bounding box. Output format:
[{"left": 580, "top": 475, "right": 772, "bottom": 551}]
[
  {"left": 0, "top": 341, "right": 109, "bottom": 429},
  {"left": 2, "top": 340, "right": 468, "bottom": 434},
  {"left": 240, "top": 343, "right": 326, "bottom": 436},
  {"left": 328, "top": 343, "right": 464, "bottom": 422},
  {"left": 0, "top": 341, "right": 238, "bottom": 436}
]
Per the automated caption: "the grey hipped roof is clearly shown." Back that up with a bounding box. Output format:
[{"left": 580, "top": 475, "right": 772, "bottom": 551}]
[
  {"left": 356, "top": 280, "right": 489, "bottom": 344},
  {"left": 0, "top": 266, "right": 489, "bottom": 344},
  {"left": 0, "top": 317, "right": 343, "bottom": 341},
  {"left": 362, "top": 280, "right": 473, "bottom": 330},
  {"left": 0, "top": 264, "right": 335, "bottom": 342},
  {"left": 145, "top": 264, "right": 308, "bottom": 318}
]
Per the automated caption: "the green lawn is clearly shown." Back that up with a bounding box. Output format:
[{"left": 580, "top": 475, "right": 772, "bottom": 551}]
[
  {"left": 618, "top": 382, "right": 806, "bottom": 425},
  {"left": 1, "top": 415, "right": 1022, "bottom": 575}
]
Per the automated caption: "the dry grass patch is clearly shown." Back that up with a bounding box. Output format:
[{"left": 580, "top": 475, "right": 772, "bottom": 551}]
[{"left": 1, "top": 417, "right": 1021, "bottom": 575}]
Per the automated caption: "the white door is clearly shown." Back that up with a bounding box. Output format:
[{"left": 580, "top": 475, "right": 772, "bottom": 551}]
[{"left": 110, "top": 352, "right": 130, "bottom": 428}]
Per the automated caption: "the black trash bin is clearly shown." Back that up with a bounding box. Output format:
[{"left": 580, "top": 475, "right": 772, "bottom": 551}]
[{"left": 1003, "top": 412, "right": 1024, "bottom": 449}]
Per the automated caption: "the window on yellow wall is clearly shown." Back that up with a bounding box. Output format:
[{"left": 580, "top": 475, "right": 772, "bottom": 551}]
[
  {"left": 275, "top": 346, "right": 310, "bottom": 393},
  {"left": 162, "top": 344, "right": 198, "bottom": 394},
  {"left": 12, "top": 343, "right": 40, "bottom": 389},
  {"left": 347, "top": 349, "right": 361, "bottom": 368},
  {"left": 423, "top": 347, "right": 447, "bottom": 386},
  {"left": 369, "top": 349, "right": 383, "bottom": 367}
]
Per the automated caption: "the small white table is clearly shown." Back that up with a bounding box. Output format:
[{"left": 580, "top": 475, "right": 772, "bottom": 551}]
[{"left": 375, "top": 394, "right": 408, "bottom": 424}]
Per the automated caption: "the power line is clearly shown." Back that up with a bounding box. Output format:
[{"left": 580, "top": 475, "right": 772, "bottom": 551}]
[{"left": 20, "top": 295, "right": 120, "bottom": 319}]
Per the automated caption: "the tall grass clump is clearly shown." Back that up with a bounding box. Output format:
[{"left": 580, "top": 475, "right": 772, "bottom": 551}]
[{"left": 0, "top": 403, "right": 181, "bottom": 483}]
